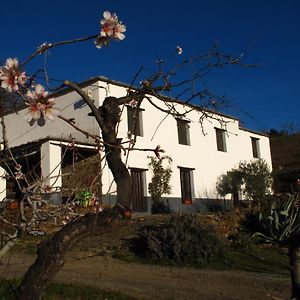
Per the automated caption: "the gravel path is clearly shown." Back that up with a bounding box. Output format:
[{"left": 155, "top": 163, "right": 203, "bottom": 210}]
[{"left": 0, "top": 253, "right": 290, "bottom": 300}]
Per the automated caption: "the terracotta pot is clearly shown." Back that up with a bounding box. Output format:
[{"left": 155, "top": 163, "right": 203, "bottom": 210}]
[
  {"left": 9, "top": 201, "right": 19, "bottom": 209},
  {"left": 183, "top": 199, "right": 192, "bottom": 205}
]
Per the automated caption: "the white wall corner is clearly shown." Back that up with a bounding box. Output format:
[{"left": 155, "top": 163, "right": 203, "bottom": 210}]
[{"left": 40, "top": 141, "right": 62, "bottom": 191}]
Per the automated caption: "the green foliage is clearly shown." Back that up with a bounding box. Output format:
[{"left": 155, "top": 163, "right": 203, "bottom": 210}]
[
  {"left": 228, "top": 231, "right": 256, "bottom": 252},
  {"left": 253, "top": 194, "right": 300, "bottom": 245},
  {"left": 43, "top": 283, "right": 136, "bottom": 300},
  {"left": 0, "top": 279, "right": 136, "bottom": 300},
  {"left": 0, "top": 279, "right": 20, "bottom": 300},
  {"left": 148, "top": 156, "right": 172, "bottom": 213},
  {"left": 126, "top": 213, "right": 225, "bottom": 266},
  {"left": 151, "top": 200, "right": 171, "bottom": 214},
  {"left": 75, "top": 190, "right": 92, "bottom": 207},
  {"left": 216, "top": 159, "right": 272, "bottom": 201},
  {"left": 216, "top": 170, "right": 243, "bottom": 197},
  {"left": 239, "top": 159, "right": 272, "bottom": 201},
  {"left": 213, "top": 244, "right": 288, "bottom": 274}
]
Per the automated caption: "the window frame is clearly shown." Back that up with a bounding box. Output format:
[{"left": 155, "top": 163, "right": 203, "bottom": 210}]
[
  {"left": 215, "top": 127, "right": 227, "bottom": 152},
  {"left": 177, "top": 119, "right": 191, "bottom": 146},
  {"left": 251, "top": 137, "right": 260, "bottom": 158},
  {"left": 179, "top": 167, "right": 195, "bottom": 204},
  {"left": 127, "top": 106, "right": 144, "bottom": 137}
]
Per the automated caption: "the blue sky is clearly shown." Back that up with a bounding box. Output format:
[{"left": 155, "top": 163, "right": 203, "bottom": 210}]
[{"left": 2, "top": 0, "right": 299, "bottom": 132}]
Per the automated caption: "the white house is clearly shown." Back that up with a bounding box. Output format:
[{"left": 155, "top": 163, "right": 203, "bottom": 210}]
[{"left": 0, "top": 77, "right": 272, "bottom": 212}]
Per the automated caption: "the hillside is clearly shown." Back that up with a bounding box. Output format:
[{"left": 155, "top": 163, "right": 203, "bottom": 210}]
[{"left": 270, "top": 132, "right": 300, "bottom": 192}]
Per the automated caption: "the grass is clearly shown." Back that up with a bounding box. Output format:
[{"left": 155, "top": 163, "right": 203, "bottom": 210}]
[
  {"left": 111, "top": 216, "right": 289, "bottom": 275},
  {"left": 116, "top": 239, "right": 289, "bottom": 275},
  {"left": 211, "top": 244, "right": 289, "bottom": 274},
  {"left": 0, "top": 279, "right": 137, "bottom": 300},
  {"left": 8, "top": 213, "right": 290, "bottom": 275}
]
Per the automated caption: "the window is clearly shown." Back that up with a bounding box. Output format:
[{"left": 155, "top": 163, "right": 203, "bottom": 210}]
[
  {"left": 179, "top": 167, "right": 194, "bottom": 204},
  {"left": 215, "top": 128, "right": 227, "bottom": 152},
  {"left": 130, "top": 168, "right": 147, "bottom": 212},
  {"left": 127, "top": 106, "right": 143, "bottom": 136},
  {"left": 177, "top": 119, "right": 190, "bottom": 145},
  {"left": 251, "top": 137, "right": 260, "bottom": 158}
]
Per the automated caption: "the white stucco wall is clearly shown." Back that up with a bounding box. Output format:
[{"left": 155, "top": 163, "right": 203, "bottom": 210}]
[
  {"left": 41, "top": 141, "right": 62, "bottom": 190},
  {"left": 0, "top": 167, "right": 6, "bottom": 201},
  {"left": 96, "top": 79, "right": 272, "bottom": 205},
  {"left": 0, "top": 84, "right": 101, "bottom": 148},
  {"left": 0, "top": 77, "right": 272, "bottom": 209}
]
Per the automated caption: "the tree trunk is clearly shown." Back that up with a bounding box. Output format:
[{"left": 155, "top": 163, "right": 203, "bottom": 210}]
[
  {"left": 17, "top": 208, "right": 124, "bottom": 299},
  {"left": 101, "top": 96, "right": 131, "bottom": 209},
  {"left": 17, "top": 96, "right": 132, "bottom": 299},
  {"left": 289, "top": 240, "right": 300, "bottom": 299}
]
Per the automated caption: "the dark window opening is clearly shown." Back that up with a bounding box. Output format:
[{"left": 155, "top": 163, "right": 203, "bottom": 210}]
[
  {"left": 127, "top": 107, "right": 143, "bottom": 136},
  {"left": 251, "top": 137, "right": 260, "bottom": 158},
  {"left": 215, "top": 128, "right": 227, "bottom": 152},
  {"left": 130, "top": 168, "right": 147, "bottom": 212},
  {"left": 177, "top": 119, "right": 190, "bottom": 145},
  {"left": 179, "top": 167, "right": 193, "bottom": 204}
]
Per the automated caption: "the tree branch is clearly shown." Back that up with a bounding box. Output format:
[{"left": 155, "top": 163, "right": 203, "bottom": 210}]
[
  {"left": 63, "top": 80, "right": 107, "bottom": 133},
  {"left": 20, "top": 35, "right": 98, "bottom": 68}
]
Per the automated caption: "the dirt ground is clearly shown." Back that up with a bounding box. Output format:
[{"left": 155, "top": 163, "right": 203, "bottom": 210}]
[
  {"left": 0, "top": 251, "right": 290, "bottom": 300},
  {"left": 0, "top": 214, "right": 292, "bottom": 299}
]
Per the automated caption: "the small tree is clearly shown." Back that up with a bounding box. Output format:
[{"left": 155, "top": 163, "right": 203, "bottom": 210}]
[
  {"left": 148, "top": 155, "right": 172, "bottom": 214},
  {"left": 216, "top": 169, "right": 243, "bottom": 197},
  {"left": 216, "top": 159, "right": 272, "bottom": 202},
  {"left": 239, "top": 159, "right": 272, "bottom": 201}
]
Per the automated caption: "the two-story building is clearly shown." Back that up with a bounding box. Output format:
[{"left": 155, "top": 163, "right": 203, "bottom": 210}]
[{"left": 0, "top": 76, "right": 272, "bottom": 212}]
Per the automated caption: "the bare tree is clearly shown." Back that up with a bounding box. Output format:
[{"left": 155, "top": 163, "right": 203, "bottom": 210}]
[{"left": 0, "top": 10, "right": 250, "bottom": 299}]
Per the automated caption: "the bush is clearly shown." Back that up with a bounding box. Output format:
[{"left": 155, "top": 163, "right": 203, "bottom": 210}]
[
  {"left": 126, "top": 214, "right": 225, "bottom": 266},
  {"left": 151, "top": 200, "right": 171, "bottom": 214},
  {"left": 240, "top": 194, "right": 293, "bottom": 235},
  {"left": 148, "top": 156, "right": 172, "bottom": 214},
  {"left": 216, "top": 159, "right": 272, "bottom": 202},
  {"left": 228, "top": 232, "right": 256, "bottom": 252}
]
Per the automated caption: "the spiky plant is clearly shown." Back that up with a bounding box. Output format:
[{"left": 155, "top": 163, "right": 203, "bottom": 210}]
[{"left": 254, "top": 194, "right": 300, "bottom": 299}]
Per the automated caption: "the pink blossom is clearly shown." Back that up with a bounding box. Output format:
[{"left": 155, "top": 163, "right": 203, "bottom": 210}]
[
  {"left": 25, "top": 84, "right": 58, "bottom": 124},
  {"left": 113, "top": 23, "right": 126, "bottom": 40},
  {"left": 95, "top": 11, "right": 126, "bottom": 48},
  {"left": 0, "top": 58, "right": 27, "bottom": 92},
  {"left": 25, "top": 102, "right": 43, "bottom": 123},
  {"left": 176, "top": 45, "right": 183, "bottom": 55},
  {"left": 14, "top": 164, "right": 24, "bottom": 180}
]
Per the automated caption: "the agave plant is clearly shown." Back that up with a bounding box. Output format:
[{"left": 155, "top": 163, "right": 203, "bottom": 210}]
[{"left": 254, "top": 194, "right": 300, "bottom": 299}]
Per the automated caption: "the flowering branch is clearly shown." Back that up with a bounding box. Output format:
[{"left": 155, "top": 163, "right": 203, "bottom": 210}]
[{"left": 0, "top": 10, "right": 126, "bottom": 128}]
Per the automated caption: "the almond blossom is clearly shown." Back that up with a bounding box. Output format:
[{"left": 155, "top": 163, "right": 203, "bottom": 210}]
[
  {"left": 14, "top": 164, "right": 25, "bottom": 180},
  {"left": 0, "top": 58, "right": 27, "bottom": 93},
  {"left": 95, "top": 11, "right": 126, "bottom": 48},
  {"left": 176, "top": 45, "right": 183, "bottom": 55},
  {"left": 25, "top": 84, "right": 58, "bottom": 124}
]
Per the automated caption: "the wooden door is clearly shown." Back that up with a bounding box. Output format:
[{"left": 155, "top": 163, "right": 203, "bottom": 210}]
[{"left": 131, "top": 168, "right": 147, "bottom": 212}]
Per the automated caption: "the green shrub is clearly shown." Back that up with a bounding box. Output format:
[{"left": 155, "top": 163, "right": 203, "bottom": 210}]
[
  {"left": 0, "top": 279, "right": 20, "bottom": 300},
  {"left": 151, "top": 200, "right": 171, "bottom": 214},
  {"left": 228, "top": 232, "right": 256, "bottom": 252},
  {"left": 148, "top": 156, "right": 172, "bottom": 214},
  {"left": 240, "top": 194, "right": 293, "bottom": 235},
  {"left": 74, "top": 190, "right": 92, "bottom": 207},
  {"left": 126, "top": 213, "right": 225, "bottom": 266},
  {"left": 216, "top": 159, "right": 272, "bottom": 202}
]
